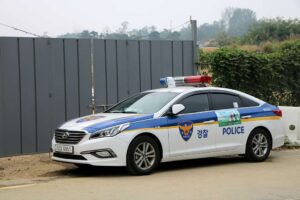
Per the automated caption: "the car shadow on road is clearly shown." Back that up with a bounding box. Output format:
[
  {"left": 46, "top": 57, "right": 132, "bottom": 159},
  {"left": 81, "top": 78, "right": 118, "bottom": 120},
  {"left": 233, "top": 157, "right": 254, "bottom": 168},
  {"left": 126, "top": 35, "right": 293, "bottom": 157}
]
[
  {"left": 43, "top": 154, "right": 277, "bottom": 178},
  {"left": 158, "top": 156, "right": 246, "bottom": 173}
]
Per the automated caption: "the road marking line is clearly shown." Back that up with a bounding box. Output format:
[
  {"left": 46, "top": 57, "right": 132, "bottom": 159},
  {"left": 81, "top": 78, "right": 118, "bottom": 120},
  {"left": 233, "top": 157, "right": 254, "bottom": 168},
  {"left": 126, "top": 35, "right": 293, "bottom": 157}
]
[{"left": 0, "top": 184, "right": 36, "bottom": 190}]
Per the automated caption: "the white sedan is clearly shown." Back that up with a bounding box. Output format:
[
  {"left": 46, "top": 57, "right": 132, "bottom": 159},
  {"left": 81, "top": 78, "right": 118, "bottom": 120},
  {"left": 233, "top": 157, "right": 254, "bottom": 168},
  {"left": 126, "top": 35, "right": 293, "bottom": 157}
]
[{"left": 52, "top": 75, "right": 284, "bottom": 175}]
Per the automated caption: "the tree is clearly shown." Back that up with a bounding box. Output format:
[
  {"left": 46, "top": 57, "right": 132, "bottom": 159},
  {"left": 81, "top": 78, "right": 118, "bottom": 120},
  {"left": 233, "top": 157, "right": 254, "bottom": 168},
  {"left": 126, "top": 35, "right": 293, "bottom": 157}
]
[
  {"left": 160, "top": 29, "right": 171, "bottom": 39},
  {"left": 117, "top": 21, "right": 129, "bottom": 34},
  {"left": 170, "top": 31, "right": 180, "bottom": 40},
  {"left": 105, "top": 33, "right": 129, "bottom": 39},
  {"left": 128, "top": 26, "right": 156, "bottom": 39},
  {"left": 223, "top": 8, "right": 257, "bottom": 36},
  {"left": 179, "top": 26, "right": 192, "bottom": 40},
  {"left": 215, "top": 32, "right": 235, "bottom": 46},
  {"left": 148, "top": 31, "right": 160, "bottom": 40},
  {"left": 90, "top": 31, "right": 99, "bottom": 38},
  {"left": 198, "top": 21, "right": 225, "bottom": 43},
  {"left": 221, "top": 7, "right": 235, "bottom": 29},
  {"left": 242, "top": 18, "right": 300, "bottom": 44}
]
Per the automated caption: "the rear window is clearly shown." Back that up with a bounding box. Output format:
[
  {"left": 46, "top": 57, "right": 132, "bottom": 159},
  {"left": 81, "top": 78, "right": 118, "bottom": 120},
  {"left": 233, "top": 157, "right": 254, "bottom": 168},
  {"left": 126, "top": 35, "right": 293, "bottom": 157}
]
[
  {"left": 211, "top": 93, "right": 241, "bottom": 110},
  {"left": 240, "top": 96, "right": 259, "bottom": 107}
]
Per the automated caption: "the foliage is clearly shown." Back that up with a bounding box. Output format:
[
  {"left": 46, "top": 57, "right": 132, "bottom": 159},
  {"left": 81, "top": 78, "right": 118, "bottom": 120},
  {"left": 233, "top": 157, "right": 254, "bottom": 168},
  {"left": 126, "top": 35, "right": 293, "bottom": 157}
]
[
  {"left": 215, "top": 32, "right": 237, "bottom": 46},
  {"left": 58, "top": 7, "right": 259, "bottom": 44},
  {"left": 199, "top": 40, "right": 300, "bottom": 106},
  {"left": 59, "top": 24, "right": 183, "bottom": 40},
  {"left": 241, "top": 18, "right": 300, "bottom": 44},
  {"left": 57, "top": 9, "right": 299, "bottom": 48},
  {"left": 197, "top": 21, "right": 225, "bottom": 43},
  {"left": 222, "top": 7, "right": 257, "bottom": 37},
  {"left": 148, "top": 31, "right": 160, "bottom": 40}
]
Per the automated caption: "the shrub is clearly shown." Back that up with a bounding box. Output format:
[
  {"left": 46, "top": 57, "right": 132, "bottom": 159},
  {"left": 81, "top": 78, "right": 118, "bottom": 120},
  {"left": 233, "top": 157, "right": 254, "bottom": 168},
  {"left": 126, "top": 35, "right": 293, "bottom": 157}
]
[{"left": 199, "top": 40, "right": 300, "bottom": 106}]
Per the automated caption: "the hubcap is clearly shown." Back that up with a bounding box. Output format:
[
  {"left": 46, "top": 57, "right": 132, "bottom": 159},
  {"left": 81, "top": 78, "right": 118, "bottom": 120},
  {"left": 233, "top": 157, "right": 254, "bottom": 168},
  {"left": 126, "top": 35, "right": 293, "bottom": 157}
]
[
  {"left": 252, "top": 133, "right": 268, "bottom": 157},
  {"left": 134, "top": 142, "right": 156, "bottom": 170}
]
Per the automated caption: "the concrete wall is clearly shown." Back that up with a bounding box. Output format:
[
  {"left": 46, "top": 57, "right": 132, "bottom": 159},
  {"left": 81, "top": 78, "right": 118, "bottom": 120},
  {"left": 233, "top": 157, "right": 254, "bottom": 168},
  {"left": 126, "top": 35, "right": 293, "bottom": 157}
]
[{"left": 279, "top": 106, "right": 300, "bottom": 145}]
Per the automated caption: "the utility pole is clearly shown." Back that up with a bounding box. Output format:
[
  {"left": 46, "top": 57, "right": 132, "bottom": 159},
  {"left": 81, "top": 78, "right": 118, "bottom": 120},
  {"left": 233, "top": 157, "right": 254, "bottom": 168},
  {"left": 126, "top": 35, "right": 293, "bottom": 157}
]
[{"left": 190, "top": 17, "right": 198, "bottom": 75}]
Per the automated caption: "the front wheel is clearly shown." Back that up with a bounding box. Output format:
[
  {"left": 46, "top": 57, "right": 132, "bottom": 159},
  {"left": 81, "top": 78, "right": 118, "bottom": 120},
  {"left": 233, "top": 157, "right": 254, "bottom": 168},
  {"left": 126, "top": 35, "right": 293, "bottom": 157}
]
[
  {"left": 126, "top": 136, "right": 160, "bottom": 175},
  {"left": 245, "top": 128, "right": 272, "bottom": 162}
]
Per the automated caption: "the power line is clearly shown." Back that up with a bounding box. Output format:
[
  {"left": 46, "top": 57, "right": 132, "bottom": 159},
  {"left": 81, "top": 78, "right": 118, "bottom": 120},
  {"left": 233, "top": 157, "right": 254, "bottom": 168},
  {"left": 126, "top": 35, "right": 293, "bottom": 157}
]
[
  {"left": 170, "top": 20, "right": 190, "bottom": 31},
  {"left": 0, "top": 22, "right": 42, "bottom": 37},
  {"left": 134, "top": 20, "right": 190, "bottom": 39}
]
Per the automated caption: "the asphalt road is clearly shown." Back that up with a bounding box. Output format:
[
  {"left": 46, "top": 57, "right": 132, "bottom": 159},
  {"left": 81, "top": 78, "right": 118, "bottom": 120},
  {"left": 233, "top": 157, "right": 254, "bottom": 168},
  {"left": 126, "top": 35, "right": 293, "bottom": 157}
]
[{"left": 1, "top": 149, "right": 300, "bottom": 200}]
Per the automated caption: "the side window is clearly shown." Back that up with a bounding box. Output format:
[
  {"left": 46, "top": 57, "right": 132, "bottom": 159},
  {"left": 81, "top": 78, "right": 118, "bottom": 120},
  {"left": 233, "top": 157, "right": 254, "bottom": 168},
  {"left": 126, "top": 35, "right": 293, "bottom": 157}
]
[
  {"left": 240, "top": 96, "right": 259, "bottom": 107},
  {"left": 211, "top": 93, "right": 241, "bottom": 110},
  {"left": 178, "top": 94, "right": 209, "bottom": 114}
]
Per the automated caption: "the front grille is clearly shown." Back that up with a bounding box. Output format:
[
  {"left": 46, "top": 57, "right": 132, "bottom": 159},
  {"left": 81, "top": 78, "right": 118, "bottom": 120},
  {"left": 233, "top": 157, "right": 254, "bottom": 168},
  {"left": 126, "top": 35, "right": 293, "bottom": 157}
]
[
  {"left": 53, "top": 152, "right": 87, "bottom": 160},
  {"left": 55, "top": 129, "right": 86, "bottom": 144}
]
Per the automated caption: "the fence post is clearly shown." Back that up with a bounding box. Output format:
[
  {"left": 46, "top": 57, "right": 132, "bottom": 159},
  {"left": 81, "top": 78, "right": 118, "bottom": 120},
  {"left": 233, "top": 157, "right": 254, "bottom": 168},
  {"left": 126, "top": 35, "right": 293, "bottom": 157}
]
[{"left": 190, "top": 19, "right": 198, "bottom": 75}]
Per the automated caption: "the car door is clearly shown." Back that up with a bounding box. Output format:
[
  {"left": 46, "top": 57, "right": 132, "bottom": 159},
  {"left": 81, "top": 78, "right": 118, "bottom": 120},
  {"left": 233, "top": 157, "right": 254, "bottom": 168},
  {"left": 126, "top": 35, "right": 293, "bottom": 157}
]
[
  {"left": 168, "top": 93, "right": 217, "bottom": 157},
  {"left": 210, "top": 92, "right": 247, "bottom": 151}
]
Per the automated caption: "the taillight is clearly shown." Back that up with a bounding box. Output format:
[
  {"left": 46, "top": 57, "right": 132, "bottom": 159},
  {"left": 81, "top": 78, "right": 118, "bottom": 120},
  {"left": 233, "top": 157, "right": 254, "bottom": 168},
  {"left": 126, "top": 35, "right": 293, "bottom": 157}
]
[{"left": 273, "top": 109, "right": 282, "bottom": 117}]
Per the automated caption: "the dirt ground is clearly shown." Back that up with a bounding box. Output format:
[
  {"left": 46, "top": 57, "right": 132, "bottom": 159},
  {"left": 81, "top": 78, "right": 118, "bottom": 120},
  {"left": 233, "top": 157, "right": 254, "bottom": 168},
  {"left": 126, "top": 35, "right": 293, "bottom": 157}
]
[
  {"left": 0, "top": 147, "right": 297, "bottom": 181},
  {"left": 1, "top": 149, "right": 300, "bottom": 200},
  {"left": 0, "top": 153, "right": 75, "bottom": 181}
]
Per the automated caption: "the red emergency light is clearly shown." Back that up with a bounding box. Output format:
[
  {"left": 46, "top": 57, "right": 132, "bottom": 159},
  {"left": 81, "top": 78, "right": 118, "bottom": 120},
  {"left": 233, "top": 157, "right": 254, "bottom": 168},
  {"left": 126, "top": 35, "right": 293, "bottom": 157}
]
[{"left": 160, "top": 75, "right": 212, "bottom": 87}]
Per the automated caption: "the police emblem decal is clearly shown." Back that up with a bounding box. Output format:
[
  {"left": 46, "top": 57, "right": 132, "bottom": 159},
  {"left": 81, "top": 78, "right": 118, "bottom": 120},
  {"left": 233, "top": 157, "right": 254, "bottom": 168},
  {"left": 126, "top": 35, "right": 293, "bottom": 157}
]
[{"left": 178, "top": 121, "right": 194, "bottom": 141}]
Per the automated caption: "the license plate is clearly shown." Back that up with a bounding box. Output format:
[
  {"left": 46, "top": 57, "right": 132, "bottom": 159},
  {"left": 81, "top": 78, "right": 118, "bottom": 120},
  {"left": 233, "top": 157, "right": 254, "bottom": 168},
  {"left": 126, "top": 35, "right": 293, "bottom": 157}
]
[{"left": 54, "top": 144, "right": 73, "bottom": 154}]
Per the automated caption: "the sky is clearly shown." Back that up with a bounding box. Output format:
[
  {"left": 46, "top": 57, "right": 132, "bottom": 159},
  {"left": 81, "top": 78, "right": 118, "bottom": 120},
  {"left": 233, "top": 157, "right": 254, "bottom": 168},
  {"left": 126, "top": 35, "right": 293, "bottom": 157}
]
[{"left": 0, "top": 0, "right": 300, "bottom": 37}]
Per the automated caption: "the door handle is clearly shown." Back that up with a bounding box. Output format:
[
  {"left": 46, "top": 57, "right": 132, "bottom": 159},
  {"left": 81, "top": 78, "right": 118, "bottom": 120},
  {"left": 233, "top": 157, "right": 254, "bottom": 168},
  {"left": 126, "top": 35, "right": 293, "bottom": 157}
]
[
  {"left": 203, "top": 120, "right": 216, "bottom": 124},
  {"left": 241, "top": 115, "right": 251, "bottom": 119}
]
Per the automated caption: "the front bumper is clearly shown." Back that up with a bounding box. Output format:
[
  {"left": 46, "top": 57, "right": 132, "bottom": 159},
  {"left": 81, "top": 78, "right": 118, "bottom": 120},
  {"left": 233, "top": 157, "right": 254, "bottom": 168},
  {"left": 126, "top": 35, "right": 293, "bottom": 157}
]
[{"left": 51, "top": 135, "right": 129, "bottom": 166}]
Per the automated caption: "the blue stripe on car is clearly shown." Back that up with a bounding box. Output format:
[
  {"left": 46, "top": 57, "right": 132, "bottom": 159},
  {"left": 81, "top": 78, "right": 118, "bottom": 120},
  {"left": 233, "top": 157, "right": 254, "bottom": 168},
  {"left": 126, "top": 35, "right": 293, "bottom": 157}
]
[
  {"left": 84, "top": 114, "right": 154, "bottom": 133},
  {"left": 86, "top": 103, "right": 278, "bottom": 134}
]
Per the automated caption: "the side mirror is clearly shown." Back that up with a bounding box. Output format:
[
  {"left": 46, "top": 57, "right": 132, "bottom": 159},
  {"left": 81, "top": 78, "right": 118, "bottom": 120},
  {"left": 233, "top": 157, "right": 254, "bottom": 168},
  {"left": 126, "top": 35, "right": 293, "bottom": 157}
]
[{"left": 170, "top": 104, "right": 185, "bottom": 115}]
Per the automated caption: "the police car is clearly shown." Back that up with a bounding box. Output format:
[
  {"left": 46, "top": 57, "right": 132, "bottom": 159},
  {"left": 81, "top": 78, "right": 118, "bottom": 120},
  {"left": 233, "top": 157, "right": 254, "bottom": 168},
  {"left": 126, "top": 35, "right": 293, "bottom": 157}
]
[{"left": 52, "top": 75, "right": 284, "bottom": 175}]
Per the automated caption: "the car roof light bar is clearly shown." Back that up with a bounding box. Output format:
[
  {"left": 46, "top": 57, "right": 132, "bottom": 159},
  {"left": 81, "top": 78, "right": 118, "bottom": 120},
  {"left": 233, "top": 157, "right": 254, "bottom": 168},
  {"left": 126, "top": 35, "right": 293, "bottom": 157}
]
[{"left": 160, "top": 75, "right": 212, "bottom": 88}]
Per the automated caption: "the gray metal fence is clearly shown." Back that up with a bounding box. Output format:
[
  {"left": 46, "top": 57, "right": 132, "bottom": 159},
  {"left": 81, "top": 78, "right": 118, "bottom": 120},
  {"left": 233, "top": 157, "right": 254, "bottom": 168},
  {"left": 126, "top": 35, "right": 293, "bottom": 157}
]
[{"left": 0, "top": 37, "right": 195, "bottom": 157}]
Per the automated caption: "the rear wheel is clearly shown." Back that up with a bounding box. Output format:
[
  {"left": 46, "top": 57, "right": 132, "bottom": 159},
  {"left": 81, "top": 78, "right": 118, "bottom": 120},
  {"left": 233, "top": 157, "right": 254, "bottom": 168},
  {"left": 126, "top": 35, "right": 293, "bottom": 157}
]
[
  {"left": 245, "top": 128, "right": 272, "bottom": 162},
  {"left": 126, "top": 136, "right": 160, "bottom": 175}
]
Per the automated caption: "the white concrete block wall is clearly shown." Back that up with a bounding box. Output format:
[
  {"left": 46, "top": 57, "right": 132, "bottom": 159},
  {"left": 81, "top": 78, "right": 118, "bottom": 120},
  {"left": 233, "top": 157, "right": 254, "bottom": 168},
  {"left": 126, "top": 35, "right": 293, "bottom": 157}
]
[{"left": 279, "top": 106, "right": 300, "bottom": 145}]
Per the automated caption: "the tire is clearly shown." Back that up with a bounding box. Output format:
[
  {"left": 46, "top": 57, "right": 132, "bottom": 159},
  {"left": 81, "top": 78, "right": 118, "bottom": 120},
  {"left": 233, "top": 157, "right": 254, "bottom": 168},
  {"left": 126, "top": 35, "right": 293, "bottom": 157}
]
[
  {"left": 245, "top": 128, "right": 272, "bottom": 162},
  {"left": 126, "top": 136, "right": 161, "bottom": 175}
]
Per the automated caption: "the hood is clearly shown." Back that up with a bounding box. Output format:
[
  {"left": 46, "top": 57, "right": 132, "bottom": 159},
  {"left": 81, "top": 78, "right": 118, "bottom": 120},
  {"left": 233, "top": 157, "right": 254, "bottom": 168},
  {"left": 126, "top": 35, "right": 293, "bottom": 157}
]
[{"left": 59, "top": 113, "right": 153, "bottom": 133}]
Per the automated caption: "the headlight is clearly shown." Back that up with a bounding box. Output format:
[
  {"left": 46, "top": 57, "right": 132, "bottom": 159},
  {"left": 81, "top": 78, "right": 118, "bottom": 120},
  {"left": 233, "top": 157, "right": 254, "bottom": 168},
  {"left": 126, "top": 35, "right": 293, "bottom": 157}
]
[{"left": 89, "top": 123, "right": 130, "bottom": 139}]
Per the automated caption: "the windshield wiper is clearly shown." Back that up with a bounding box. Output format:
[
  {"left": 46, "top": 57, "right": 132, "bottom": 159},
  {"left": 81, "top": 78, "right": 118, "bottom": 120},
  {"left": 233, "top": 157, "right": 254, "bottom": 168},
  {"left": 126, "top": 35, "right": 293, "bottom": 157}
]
[
  {"left": 122, "top": 111, "right": 138, "bottom": 114},
  {"left": 110, "top": 110, "right": 138, "bottom": 114}
]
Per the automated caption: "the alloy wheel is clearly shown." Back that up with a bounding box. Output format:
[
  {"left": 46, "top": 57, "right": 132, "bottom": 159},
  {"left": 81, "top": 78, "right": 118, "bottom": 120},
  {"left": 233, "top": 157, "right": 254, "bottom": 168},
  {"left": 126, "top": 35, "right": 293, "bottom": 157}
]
[
  {"left": 252, "top": 133, "right": 268, "bottom": 157},
  {"left": 134, "top": 142, "right": 156, "bottom": 170}
]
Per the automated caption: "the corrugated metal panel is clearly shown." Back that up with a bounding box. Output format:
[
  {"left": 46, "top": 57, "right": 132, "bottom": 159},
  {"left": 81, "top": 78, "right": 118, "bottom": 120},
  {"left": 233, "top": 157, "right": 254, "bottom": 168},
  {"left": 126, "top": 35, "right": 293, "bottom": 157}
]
[
  {"left": 172, "top": 41, "right": 184, "bottom": 76},
  {"left": 116, "top": 40, "right": 129, "bottom": 101},
  {"left": 0, "top": 38, "right": 22, "bottom": 156},
  {"left": 94, "top": 39, "right": 107, "bottom": 112},
  {"left": 19, "top": 38, "right": 37, "bottom": 153},
  {"left": 64, "top": 39, "right": 80, "bottom": 120},
  {"left": 106, "top": 40, "right": 118, "bottom": 104},
  {"left": 35, "top": 38, "right": 52, "bottom": 152},
  {"left": 127, "top": 40, "right": 140, "bottom": 95},
  {"left": 139, "top": 40, "right": 151, "bottom": 91},
  {"left": 78, "top": 39, "right": 92, "bottom": 116}
]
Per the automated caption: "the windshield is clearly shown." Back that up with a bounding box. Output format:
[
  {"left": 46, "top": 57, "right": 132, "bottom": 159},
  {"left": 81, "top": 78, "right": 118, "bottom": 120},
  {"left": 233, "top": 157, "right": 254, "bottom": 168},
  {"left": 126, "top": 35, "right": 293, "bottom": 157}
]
[{"left": 105, "top": 92, "right": 179, "bottom": 114}]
